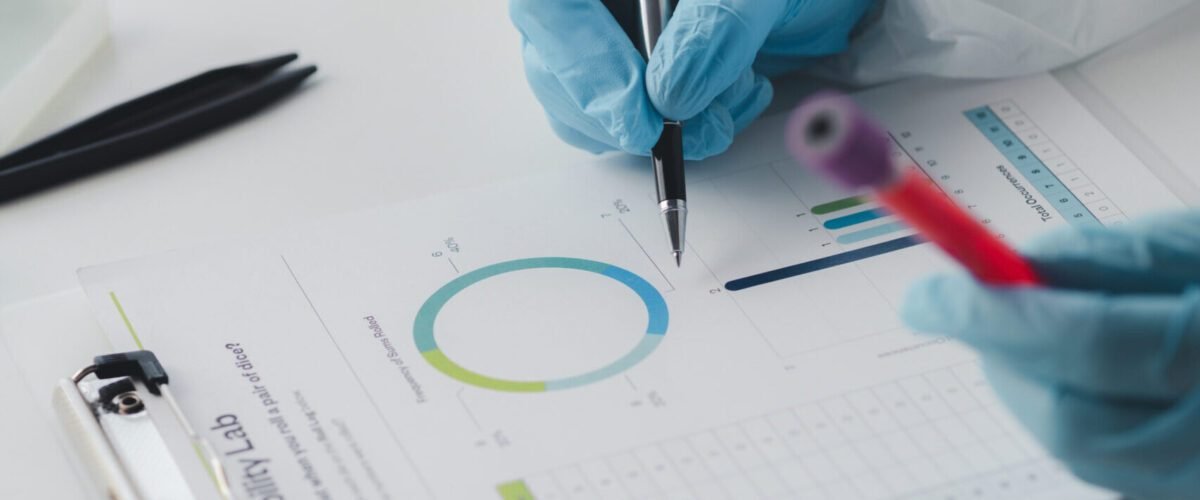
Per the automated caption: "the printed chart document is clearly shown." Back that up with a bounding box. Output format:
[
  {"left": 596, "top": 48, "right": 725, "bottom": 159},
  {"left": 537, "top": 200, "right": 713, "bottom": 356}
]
[{"left": 79, "top": 74, "right": 1181, "bottom": 500}]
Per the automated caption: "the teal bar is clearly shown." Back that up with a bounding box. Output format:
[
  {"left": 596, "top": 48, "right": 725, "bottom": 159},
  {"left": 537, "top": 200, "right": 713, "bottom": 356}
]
[
  {"left": 824, "top": 209, "right": 885, "bottom": 230},
  {"left": 835, "top": 221, "right": 907, "bottom": 245}
]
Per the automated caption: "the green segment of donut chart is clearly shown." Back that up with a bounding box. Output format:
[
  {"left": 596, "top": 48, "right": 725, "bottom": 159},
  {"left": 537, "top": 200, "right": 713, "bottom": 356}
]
[
  {"left": 421, "top": 349, "right": 547, "bottom": 392},
  {"left": 413, "top": 257, "right": 668, "bottom": 392}
]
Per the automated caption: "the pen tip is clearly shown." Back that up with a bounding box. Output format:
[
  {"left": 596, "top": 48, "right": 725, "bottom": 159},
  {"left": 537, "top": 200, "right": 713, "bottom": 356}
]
[
  {"left": 673, "top": 251, "right": 683, "bottom": 267},
  {"left": 241, "top": 53, "right": 300, "bottom": 75}
]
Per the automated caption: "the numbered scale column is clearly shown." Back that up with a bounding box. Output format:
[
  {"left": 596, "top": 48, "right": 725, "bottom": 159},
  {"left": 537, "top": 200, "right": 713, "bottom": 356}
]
[{"left": 965, "top": 101, "right": 1128, "bottom": 227}]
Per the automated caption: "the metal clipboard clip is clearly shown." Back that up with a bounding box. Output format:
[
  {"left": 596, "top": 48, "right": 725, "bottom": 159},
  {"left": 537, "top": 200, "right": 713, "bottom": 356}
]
[{"left": 52, "top": 350, "right": 236, "bottom": 500}]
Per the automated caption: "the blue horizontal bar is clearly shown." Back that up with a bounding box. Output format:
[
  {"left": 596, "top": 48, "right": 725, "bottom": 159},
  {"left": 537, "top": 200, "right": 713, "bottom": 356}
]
[
  {"left": 835, "top": 221, "right": 907, "bottom": 245},
  {"left": 823, "top": 209, "right": 885, "bottom": 230},
  {"left": 725, "top": 236, "right": 924, "bottom": 291}
]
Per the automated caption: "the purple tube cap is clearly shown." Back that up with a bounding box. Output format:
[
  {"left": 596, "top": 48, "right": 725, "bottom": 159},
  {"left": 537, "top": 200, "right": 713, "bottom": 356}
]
[{"left": 785, "top": 91, "right": 896, "bottom": 190}]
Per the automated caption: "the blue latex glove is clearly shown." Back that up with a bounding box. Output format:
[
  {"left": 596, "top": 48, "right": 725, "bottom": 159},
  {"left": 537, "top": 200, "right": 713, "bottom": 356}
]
[
  {"left": 509, "top": 0, "right": 873, "bottom": 160},
  {"left": 902, "top": 211, "right": 1200, "bottom": 500}
]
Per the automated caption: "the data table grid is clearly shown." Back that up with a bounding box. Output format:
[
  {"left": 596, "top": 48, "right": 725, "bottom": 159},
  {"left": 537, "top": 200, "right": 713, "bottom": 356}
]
[{"left": 501, "top": 361, "right": 1078, "bottom": 500}]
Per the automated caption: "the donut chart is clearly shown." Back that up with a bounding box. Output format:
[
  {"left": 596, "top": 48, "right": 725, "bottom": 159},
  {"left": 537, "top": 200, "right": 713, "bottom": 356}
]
[{"left": 413, "top": 257, "right": 668, "bottom": 392}]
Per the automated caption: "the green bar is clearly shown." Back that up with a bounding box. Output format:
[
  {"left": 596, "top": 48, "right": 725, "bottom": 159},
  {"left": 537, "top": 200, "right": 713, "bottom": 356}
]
[
  {"left": 422, "top": 350, "right": 547, "bottom": 392},
  {"left": 497, "top": 480, "right": 536, "bottom": 500},
  {"left": 811, "top": 196, "right": 865, "bottom": 215}
]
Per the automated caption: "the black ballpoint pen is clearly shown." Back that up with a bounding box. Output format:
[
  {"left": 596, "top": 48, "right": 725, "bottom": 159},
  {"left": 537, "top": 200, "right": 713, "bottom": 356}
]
[{"left": 604, "top": 0, "right": 687, "bottom": 267}]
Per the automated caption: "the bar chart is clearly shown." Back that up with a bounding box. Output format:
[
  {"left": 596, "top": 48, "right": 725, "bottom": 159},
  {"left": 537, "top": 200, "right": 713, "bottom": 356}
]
[
  {"left": 712, "top": 96, "right": 1133, "bottom": 301},
  {"left": 680, "top": 92, "right": 1150, "bottom": 357},
  {"left": 716, "top": 139, "right": 930, "bottom": 293},
  {"left": 684, "top": 150, "right": 932, "bottom": 356}
]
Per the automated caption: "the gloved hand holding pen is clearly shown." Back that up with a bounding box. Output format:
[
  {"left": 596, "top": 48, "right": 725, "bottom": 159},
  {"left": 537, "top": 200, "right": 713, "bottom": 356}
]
[
  {"left": 903, "top": 212, "right": 1200, "bottom": 500},
  {"left": 510, "top": 1, "right": 1186, "bottom": 162},
  {"left": 508, "top": 0, "right": 873, "bottom": 160}
]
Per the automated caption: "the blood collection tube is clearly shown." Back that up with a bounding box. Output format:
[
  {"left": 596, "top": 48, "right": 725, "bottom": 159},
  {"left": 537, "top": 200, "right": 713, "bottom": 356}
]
[{"left": 785, "top": 92, "right": 1040, "bottom": 285}]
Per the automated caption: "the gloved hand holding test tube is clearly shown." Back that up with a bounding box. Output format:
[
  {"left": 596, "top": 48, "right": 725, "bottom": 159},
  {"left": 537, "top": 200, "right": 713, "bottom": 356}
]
[
  {"left": 785, "top": 92, "right": 1041, "bottom": 286},
  {"left": 788, "top": 93, "right": 1200, "bottom": 499}
]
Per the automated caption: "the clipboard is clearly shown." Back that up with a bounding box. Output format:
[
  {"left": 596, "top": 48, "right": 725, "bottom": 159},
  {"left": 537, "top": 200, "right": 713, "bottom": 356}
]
[
  {"left": 55, "top": 351, "right": 234, "bottom": 499},
  {"left": 2, "top": 290, "right": 236, "bottom": 499}
]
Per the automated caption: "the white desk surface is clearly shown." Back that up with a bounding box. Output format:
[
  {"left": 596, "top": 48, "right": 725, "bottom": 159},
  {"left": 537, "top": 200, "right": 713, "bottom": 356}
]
[
  {"left": 2, "top": 1, "right": 1199, "bottom": 309},
  {"left": 1, "top": 1, "right": 1198, "bottom": 497},
  {"left": 0, "top": 0, "right": 586, "bottom": 309}
]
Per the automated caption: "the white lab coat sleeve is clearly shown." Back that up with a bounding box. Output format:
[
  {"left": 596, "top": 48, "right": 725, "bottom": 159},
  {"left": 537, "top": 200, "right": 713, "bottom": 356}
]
[{"left": 812, "top": 0, "right": 1196, "bottom": 85}]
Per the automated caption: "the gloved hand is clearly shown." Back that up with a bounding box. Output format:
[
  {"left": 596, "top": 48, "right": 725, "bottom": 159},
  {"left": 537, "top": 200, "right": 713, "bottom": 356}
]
[
  {"left": 509, "top": 0, "right": 873, "bottom": 160},
  {"left": 902, "top": 211, "right": 1200, "bottom": 500}
]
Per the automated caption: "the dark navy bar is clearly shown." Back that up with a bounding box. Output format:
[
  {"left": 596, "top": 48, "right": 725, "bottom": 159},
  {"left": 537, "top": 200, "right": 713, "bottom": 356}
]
[{"left": 725, "top": 236, "right": 924, "bottom": 291}]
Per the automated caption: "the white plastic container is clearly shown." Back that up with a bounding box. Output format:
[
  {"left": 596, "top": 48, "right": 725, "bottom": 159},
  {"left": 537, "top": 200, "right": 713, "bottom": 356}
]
[{"left": 0, "top": 0, "right": 109, "bottom": 151}]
